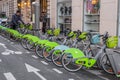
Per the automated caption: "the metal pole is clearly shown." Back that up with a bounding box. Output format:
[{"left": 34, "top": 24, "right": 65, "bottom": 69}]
[{"left": 32, "top": 2, "right": 40, "bottom": 37}]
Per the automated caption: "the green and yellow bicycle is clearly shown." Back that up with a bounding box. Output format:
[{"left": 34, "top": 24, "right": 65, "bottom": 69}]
[{"left": 61, "top": 32, "right": 118, "bottom": 72}]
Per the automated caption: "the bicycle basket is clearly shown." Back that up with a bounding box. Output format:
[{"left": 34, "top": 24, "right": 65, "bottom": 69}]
[
  {"left": 78, "top": 32, "right": 87, "bottom": 40},
  {"left": 68, "top": 31, "right": 74, "bottom": 37},
  {"left": 91, "top": 34, "right": 100, "bottom": 44},
  {"left": 68, "top": 31, "right": 77, "bottom": 39},
  {"left": 106, "top": 36, "right": 118, "bottom": 48},
  {"left": 20, "top": 23, "right": 24, "bottom": 28},
  {"left": 47, "top": 29, "right": 52, "bottom": 35},
  {"left": 53, "top": 28, "right": 60, "bottom": 36},
  {"left": 28, "top": 25, "right": 33, "bottom": 30}
]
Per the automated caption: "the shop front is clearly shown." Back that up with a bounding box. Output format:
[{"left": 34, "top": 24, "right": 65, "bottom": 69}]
[
  {"left": 18, "top": 0, "right": 35, "bottom": 23},
  {"left": 83, "top": 0, "right": 100, "bottom": 32},
  {"left": 57, "top": 0, "right": 72, "bottom": 32},
  {"left": 39, "top": 0, "right": 49, "bottom": 32},
  {"left": 56, "top": 0, "right": 100, "bottom": 32}
]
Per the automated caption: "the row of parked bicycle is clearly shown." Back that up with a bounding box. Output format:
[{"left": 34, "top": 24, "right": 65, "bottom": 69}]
[{"left": 0, "top": 23, "right": 120, "bottom": 77}]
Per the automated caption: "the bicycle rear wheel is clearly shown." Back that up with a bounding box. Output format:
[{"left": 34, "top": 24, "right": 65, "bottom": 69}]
[
  {"left": 26, "top": 40, "right": 36, "bottom": 51},
  {"left": 43, "top": 47, "right": 52, "bottom": 61},
  {"left": 101, "top": 54, "right": 114, "bottom": 74},
  {"left": 35, "top": 45, "right": 43, "bottom": 58},
  {"left": 17, "top": 28, "right": 25, "bottom": 33},
  {"left": 21, "top": 38, "right": 28, "bottom": 49},
  {"left": 52, "top": 50, "right": 63, "bottom": 67},
  {"left": 61, "top": 53, "right": 82, "bottom": 72},
  {"left": 9, "top": 35, "right": 18, "bottom": 42}
]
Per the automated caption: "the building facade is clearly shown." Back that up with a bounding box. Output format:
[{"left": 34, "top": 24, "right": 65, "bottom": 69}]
[
  {"left": 0, "top": 0, "right": 119, "bottom": 36},
  {"left": 0, "top": 0, "right": 18, "bottom": 20},
  {"left": 19, "top": 0, "right": 50, "bottom": 24},
  {"left": 0, "top": 0, "right": 2, "bottom": 13},
  {"left": 50, "top": 0, "right": 119, "bottom": 36}
]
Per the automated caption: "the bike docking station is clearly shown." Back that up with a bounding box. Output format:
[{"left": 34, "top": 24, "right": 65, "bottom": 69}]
[{"left": 107, "top": 49, "right": 120, "bottom": 77}]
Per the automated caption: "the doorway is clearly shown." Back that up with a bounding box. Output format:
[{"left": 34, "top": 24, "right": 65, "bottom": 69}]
[{"left": 40, "top": 0, "right": 49, "bottom": 33}]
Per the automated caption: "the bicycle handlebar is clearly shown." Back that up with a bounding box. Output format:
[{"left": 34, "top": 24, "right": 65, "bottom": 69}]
[
  {"left": 88, "top": 30, "right": 97, "bottom": 32},
  {"left": 31, "top": 29, "right": 41, "bottom": 31}
]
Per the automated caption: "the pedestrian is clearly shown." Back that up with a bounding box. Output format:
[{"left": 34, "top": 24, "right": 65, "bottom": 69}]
[
  {"left": 10, "top": 10, "right": 24, "bottom": 30},
  {"left": 42, "top": 13, "right": 47, "bottom": 34}
]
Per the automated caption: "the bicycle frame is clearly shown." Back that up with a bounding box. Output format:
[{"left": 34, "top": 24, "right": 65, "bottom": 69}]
[{"left": 75, "top": 45, "right": 106, "bottom": 68}]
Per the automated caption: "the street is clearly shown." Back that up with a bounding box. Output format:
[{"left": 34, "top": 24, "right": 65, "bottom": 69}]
[{"left": 0, "top": 35, "right": 118, "bottom": 80}]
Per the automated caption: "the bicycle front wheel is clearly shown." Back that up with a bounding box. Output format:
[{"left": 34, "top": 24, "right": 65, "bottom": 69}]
[
  {"left": 35, "top": 45, "right": 43, "bottom": 58},
  {"left": 26, "top": 40, "right": 36, "bottom": 51},
  {"left": 101, "top": 54, "right": 114, "bottom": 74},
  {"left": 9, "top": 35, "right": 18, "bottom": 42},
  {"left": 21, "top": 38, "right": 28, "bottom": 49},
  {"left": 43, "top": 47, "right": 52, "bottom": 62},
  {"left": 61, "top": 53, "right": 82, "bottom": 72},
  {"left": 52, "top": 50, "right": 63, "bottom": 67}
]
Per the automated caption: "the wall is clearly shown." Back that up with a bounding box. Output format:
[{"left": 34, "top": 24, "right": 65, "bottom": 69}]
[
  {"left": 72, "top": 0, "right": 83, "bottom": 31},
  {"left": 1, "top": 0, "right": 10, "bottom": 17},
  {"left": 0, "top": 0, "right": 18, "bottom": 20},
  {"left": 9, "top": 0, "right": 14, "bottom": 20},
  {"left": 50, "top": 0, "right": 57, "bottom": 28},
  {"left": 100, "top": 0, "right": 118, "bottom": 36},
  {"left": 0, "top": 1, "right": 2, "bottom": 12}
]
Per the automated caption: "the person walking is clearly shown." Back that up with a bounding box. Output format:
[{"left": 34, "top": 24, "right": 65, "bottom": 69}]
[
  {"left": 42, "top": 13, "right": 47, "bottom": 34},
  {"left": 10, "top": 10, "right": 24, "bottom": 30}
]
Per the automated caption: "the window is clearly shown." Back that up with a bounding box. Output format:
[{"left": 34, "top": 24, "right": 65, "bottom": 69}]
[{"left": 40, "top": 0, "right": 47, "bottom": 21}]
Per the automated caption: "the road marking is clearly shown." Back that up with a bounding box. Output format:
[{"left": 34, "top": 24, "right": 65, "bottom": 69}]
[
  {"left": 4, "top": 72, "right": 16, "bottom": 80},
  {"left": 53, "top": 68, "right": 63, "bottom": 74},
  {"left": 32, "top": 55, "right": 39, "bottom": 59},
  {"left": 87, "top": 70, "right": 101, "bottom": 75},
  {"left": 34, "top": 71, "right": 47, "bottom": 80},
  {"left": 0, "top": 43, "right": 5, "bottom": 45},
  {"left": 14, "top": 51, "right": 22, "bottom": 55},
  {"left": 86, "top": 70, "right": 109, "bottom": 80},
  {"left": 1, "top": 47, "right": 23, "bottom": 55},
  {"left": 41, "top": 61, "right": 49, "bottom": 65},
  {"left": 0, "top": 43, "right": 7, "bottom": 48},
  {"left": 26, "top": 51, "right": 30, "bottom": 54},
  {"left": 7, "top": 40, "right": 10, "bottom": 42},
  {"left": 68, "top": 79, "right": 74, "bottom": 80},
  {"left": 25, "top": 63, "right": 47, "bottom": 80},
  {"left": 2, "top": 45, "right": 7, "bottom": 49},
  {"left": 10, "top": 42, "right": 14, "bottom": 44},
  {"left": 3, "top": 45, "right": 7, "bottom": 49},
  {"left": 1, "top": 52, "right": 10, "bottom": 55},
  {"left": 98, "top": 76, "right": 109, "bottom": 80},
  {"left": 0, "top": 59, "right": 2, "bottom": 62},
  {"left": 6, "top": 49, "right": 14, "bottom": 54},
  {"left": 0, "top": 43, "right": 7, "bottom": 49}
]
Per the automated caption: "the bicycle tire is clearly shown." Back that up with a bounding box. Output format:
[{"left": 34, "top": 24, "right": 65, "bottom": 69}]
[
  {"left": 21, "top": 38, "right": 28, "bottom": 49},
  {"left": 17, "top": 28, "right": 25, "bottom": 33},
  {"left": 61, "top": 53, "right": 82, "bottom": 72},
  {"left": 9, "top": 34, "right": 18, "bottom": 42},
  {"left": 26, "top": 40, "right": 36, "bottom": 51},
  {"left": 101, "top": 54, "right": 114, "bottom": 74},
  {"left": 43, "top": 47, "right": 52, "bottom": 62},
  {"left": 35, "top": 45, "right": 44, "bottom": 58},
  {"left": 52, "top": 50, "right": 63, "bottom": 67}
]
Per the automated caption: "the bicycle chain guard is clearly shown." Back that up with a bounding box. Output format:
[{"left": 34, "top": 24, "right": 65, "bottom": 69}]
[{"left": 75, "top": 57, "right": 96, "bottom": 68}]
